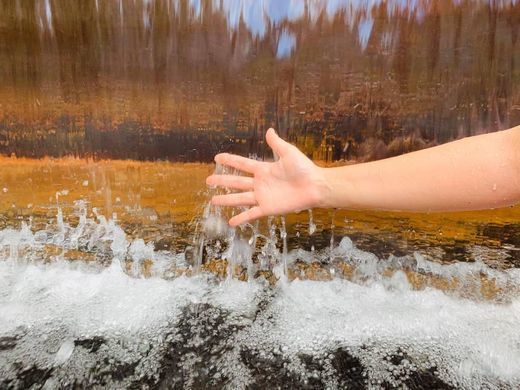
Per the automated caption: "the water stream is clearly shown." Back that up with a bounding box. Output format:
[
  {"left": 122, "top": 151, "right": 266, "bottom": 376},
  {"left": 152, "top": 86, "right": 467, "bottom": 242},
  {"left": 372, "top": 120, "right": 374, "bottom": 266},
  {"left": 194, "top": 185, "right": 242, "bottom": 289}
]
[
  {"left": 1, "top": 0, "right": 520, "bottom": 388},
  {"left": 0, "top": 163, "right": 519, "bottom": 388}
]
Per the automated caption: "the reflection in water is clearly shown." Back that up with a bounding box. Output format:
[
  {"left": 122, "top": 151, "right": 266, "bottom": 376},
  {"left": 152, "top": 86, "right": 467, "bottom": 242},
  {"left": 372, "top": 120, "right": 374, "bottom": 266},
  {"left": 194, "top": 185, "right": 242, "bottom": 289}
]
[{"left": 0, "top": 0, "right": 519, "bottom": 160}]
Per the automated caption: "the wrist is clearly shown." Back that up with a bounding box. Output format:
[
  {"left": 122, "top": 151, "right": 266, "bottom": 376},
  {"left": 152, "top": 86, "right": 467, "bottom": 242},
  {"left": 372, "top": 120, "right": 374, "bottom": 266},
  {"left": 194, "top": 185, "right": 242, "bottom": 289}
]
[
  {"left": 314, "top": 166, "right": 336, "bottom": 209},
  {"left": 315, "top": 166, "right": 356, "bottom": 209}
]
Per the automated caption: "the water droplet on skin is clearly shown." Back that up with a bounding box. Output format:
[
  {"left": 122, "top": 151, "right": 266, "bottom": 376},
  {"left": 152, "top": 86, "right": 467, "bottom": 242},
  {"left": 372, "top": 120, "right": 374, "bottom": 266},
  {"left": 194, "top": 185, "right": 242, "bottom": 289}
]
[{"left": 492, "top": 183, "right": 497, "bottom": 191}]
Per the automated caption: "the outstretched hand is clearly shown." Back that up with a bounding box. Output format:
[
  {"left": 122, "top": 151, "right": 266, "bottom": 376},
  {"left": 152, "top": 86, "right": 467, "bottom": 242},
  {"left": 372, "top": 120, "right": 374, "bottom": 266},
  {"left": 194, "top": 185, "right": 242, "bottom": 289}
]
[{"left": 206, "top": 128, "right": 329, "bottom": 226}]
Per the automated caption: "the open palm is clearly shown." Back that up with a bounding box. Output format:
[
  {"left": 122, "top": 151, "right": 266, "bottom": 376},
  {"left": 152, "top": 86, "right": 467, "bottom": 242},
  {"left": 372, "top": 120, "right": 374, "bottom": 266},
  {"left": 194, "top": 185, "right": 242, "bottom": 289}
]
[{"left": 206, "top": 128, "right": 327, "bottom": 226}]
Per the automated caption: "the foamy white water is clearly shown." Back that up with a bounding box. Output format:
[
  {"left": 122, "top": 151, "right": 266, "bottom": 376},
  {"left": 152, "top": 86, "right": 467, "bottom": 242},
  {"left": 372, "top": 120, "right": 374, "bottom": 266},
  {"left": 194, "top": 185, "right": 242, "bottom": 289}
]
[{"left": 0, "top": 205, "right": 519, "bottom": 388}]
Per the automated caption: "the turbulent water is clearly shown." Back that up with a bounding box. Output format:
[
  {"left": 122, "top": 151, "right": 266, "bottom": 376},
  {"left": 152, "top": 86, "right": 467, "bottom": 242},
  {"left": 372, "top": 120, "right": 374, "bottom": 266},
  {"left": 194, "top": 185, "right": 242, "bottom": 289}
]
[
  {"left": 1, "top": 189, "right": 520, "bottom": 389},
  {"left": 1, "top": 0, "right": 520, "bottom": 387}
]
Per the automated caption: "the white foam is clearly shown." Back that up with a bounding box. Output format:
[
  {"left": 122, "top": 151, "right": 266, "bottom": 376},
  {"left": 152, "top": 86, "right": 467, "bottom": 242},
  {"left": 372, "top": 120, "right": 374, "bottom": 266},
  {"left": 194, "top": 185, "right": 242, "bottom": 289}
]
[
  {"left": 1, "top": 205, "right": 520, "bottom": 387},
  {"left": 231, "top": 278, "right": 520, "bottom": 387},
  {"left": 0, "top": 261, "right": 206, "bottom": 336},
  {"left": 54, "top": 338, "right": 74, "bottom": 366}
]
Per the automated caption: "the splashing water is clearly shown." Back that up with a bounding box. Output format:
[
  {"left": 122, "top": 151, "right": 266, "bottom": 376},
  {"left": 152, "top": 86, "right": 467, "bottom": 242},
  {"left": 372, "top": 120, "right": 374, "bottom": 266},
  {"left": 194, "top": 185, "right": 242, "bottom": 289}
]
[{"left": 1, "top": 169, "right": 520, "bottom": 388}]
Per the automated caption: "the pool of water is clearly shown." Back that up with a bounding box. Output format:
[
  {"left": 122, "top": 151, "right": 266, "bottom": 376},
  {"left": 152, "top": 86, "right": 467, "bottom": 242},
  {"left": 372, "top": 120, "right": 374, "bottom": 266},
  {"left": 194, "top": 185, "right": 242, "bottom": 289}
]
[{"left": 1, "top": 158, "right": 519, "bottom": 389}]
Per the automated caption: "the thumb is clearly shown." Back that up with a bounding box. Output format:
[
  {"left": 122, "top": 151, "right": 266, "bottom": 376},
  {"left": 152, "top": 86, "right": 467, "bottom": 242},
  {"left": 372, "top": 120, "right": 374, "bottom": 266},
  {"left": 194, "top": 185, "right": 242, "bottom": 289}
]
[{"left": 266, "top": 128, "right": 291, "bottom": 157}]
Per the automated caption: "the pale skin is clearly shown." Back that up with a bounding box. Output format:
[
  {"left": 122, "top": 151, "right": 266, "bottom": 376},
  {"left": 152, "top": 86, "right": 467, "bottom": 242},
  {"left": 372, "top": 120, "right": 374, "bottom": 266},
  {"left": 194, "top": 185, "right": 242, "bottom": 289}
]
[{"left": 206, "top": 126, "right": 520, "bottom": 227}]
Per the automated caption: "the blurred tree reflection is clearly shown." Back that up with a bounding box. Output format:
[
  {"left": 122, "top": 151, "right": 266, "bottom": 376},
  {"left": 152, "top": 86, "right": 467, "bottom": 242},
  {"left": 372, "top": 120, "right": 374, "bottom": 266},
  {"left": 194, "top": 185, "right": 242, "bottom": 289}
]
[{"left": 0, "top": 0, "right": 518, "bottom": 161}]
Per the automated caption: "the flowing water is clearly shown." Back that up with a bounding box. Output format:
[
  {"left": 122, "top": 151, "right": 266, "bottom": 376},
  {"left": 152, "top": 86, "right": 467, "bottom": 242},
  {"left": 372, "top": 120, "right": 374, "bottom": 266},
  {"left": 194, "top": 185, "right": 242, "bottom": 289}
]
[
  {"left": 0, "top": 158, "right": 519, "bottom": 389},
  {"left": 1, "top": 0, "right": 520, "bottom": 388}
]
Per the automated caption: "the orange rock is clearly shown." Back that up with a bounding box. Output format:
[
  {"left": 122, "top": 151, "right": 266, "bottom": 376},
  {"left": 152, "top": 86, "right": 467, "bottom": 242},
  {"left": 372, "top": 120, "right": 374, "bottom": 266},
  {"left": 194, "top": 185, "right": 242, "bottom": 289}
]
[
  {"left": 141, "top": 259, "right": 154, "bottom": 278},
  {"left": 64, "top": 249, "right": 97, "bottom": 262},
  {"left": 254, "top": 270, "right": 278, "bottom": 286},
  {"left": 202, "top": 258, "right": 228, "bottom": 279}
]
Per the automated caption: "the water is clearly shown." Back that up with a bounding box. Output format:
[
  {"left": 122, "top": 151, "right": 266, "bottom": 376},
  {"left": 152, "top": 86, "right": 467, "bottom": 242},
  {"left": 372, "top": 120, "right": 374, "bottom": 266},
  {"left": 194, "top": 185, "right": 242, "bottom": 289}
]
[
  {"left": 1, "top": 0, "right": 520, "bottom": 387},
  {"left": 1, "top": 211, "right": 520, "bottom": 388},
  {"left": 1, "top": 161, "right": 519, "bottom": 388},
  {"left": 1, "top": 0, "right": 519, "bottom": 160}
]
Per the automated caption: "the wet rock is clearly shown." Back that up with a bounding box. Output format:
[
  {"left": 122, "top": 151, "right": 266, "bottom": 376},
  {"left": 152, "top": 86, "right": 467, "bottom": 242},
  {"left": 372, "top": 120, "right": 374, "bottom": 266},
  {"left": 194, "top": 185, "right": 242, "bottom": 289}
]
[
  {"left": 332, "top": 259, "right": 355, "bottom": 279},
  {"left": 480, "top": 223, "right": 520, "bottom": 251},
  {"left": 254, "top": 269, "right": 278, "bottom": 286},
  {"left": 141, "top": 226, "right": 162, "bottom": 242},
  {"left": 63, "top": 249, "right": 97, "bottom": 262},
  {"left": 0, "top": 336, "right": 18, "bottom": 351},
  {"left": 102, "top": 359, "right": 139, "bottom": 382},
  {"left": 155, "top": 303, "right": 238, "bottom": 388},
  {"left": 122, "top": 258, "right": 155, "bottom": 278},
  {"left": 154, "top": 235, "right": 177, "bottom": 251},
  {"left": 404, "top": 366, "right": 455, "bottom": 390},
  {"left": 240, "top": 347, "right": 304, "bottom": 389},
  {"left": 142, "top": 258, "right": 154, "bottom": 278},
  {"left": 174, "top": 266, "right": 191, "bottom": 278},
  {"left": 329, "top": 348, "right": 366, "bottom": 389},
  {"left": 0, "top": 247, "right": 10, "bottom": 259},
  {"left": 288, "top": 260, "right": 332, "bottom": 281},
  {"left": 74, "top": 336, "right": 106, "bottom": 353},
  {"left": 1, "top": 364, "right": 53, "bottom": 390},
  {"left": 200, "top": 257, "right": 249, "bottom": 280},
  {"left": 202, "top": 258, "right": 228, "bottom": 279},
  {"left": 0, "top": 214, "right": 7, "bottom": 229},
  {"left": 43, "top": 244, "right": 62, "bottom": 259}
]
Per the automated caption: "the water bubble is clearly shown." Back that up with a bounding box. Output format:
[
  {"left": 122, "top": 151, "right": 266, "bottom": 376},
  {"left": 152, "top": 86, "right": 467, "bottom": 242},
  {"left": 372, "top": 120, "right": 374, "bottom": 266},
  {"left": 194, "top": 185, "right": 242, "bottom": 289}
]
[
  {"left": 0, "top": 189, "right": 519, "bottom": 388},
  {"left": 203, "top": 215, "right": 229, "bottom": 239},
  {"left": 54, "top": 338, "right": 75, "bottom": 366}
]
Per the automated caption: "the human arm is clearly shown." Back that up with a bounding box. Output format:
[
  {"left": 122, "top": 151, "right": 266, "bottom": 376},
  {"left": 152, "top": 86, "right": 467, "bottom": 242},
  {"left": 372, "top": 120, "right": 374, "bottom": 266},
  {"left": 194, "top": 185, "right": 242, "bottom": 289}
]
[
  {"left": 321, "top": 125, "right": 520, "bottom": 212},
  {"left": 206, "top": 126, "right": 520, "bottom": 226}
]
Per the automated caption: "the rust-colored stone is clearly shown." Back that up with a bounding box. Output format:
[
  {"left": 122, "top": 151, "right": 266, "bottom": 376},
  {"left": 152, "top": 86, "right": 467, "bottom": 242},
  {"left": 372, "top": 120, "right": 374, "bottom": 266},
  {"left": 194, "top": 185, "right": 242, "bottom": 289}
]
[
  {"left": 43, "top": 244, "right": 62, "bottom": 258},
  {"left": 202, "top": 258, "right": 228, "bottom": 279},
  {"left": 63, "top": 249, "right": 97, "bottom": 262},
  {"left": 254, "top": 270, "right": 278, "bottom": 286},
  {"left": 287, "top": 260, "right": 332, "bottom": 281},
  {"left": 333, "top": 261, "right": 354, "bottom": 279},
  {"left": 141, "top": 259, "right": 154, "bottom": 278}
]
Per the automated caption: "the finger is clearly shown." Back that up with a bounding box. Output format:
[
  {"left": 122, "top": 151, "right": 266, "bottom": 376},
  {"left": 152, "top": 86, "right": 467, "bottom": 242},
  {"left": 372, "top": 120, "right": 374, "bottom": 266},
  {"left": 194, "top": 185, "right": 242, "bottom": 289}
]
[
  {"left": 206, "top": 175, "right": 254, "bottom": 191},
  {"left": 214, "top": 153, "right": 263, "bottom": 174},
  {"left": 266, "top": 128, "right": 292, "bottom": 158},
  {"left": 211, "top": 192, "right": 256, "bottom": 207},
  {"left": 229, "top": 206, "right": 264, "bottom": 226}
]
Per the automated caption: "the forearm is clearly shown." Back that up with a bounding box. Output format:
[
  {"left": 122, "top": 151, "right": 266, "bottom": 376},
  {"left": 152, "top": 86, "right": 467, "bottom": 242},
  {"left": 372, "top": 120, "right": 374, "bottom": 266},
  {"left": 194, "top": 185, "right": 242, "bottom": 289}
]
[{"left": 319, "top": 126, "right": 520, "bottom": 212}]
